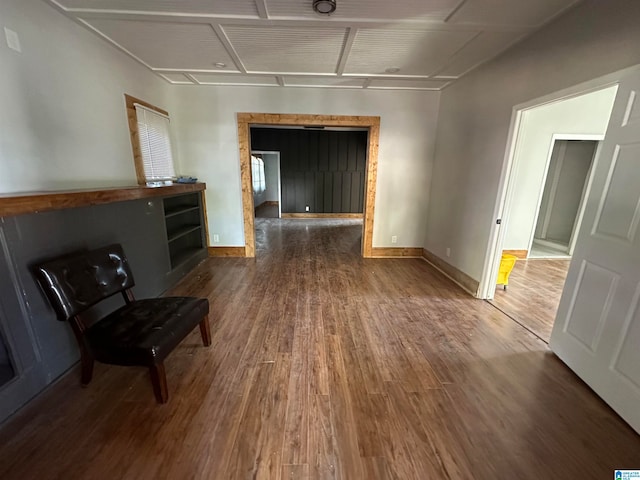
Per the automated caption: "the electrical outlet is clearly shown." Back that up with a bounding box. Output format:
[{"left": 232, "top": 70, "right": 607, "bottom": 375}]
[
  {"left": 391, "top": 235, "right": 397, "bottom": 244},
  {"left": 4, "top": 27, "right": 21, "bottom": 53},
  {"left": 305, "top": 205, "right": 310, "bottom": 212},
  {"left": 213, "top": 234, "right": 220, "bottom": 243},
  {"left": 446, "top": 247, "right": 451, "bottom": 257}
]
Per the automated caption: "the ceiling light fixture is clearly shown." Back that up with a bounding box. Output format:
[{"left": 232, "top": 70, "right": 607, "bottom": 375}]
[{"left": 313, "top": 0, "right": 336, "bottom": 15}]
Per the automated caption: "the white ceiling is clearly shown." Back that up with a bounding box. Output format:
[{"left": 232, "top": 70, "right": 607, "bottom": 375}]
[{"left": 46, "top": 0, "right": 581, "bottom": 91}]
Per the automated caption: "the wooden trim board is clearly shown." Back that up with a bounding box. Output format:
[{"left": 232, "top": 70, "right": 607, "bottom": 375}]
[
  {"left": 502, "top": 249, "right": 528, "bottom": 259},
  {"left": 281, "top": 213, "right": 363, "bottom": 219},
  {"left": 370, "top": 247, "right": 423, "bottom": 258},
  {"left": 0, "top": 183, "right": 205, "bottom": 218},
  {"left": 208, "top": 247, "right": 246, "bottom": 257},
  {"left": 237, "top": 118, "right": 255, "bottom": 257},
  {"left": 237, "top": 113, "right": 380, "bottom": 258},
  {"left": 422, "top": 248, "right": 479, "bottom": 296},
  {"left": 200, "top": 190, "right": 210, "bottom": 247}
]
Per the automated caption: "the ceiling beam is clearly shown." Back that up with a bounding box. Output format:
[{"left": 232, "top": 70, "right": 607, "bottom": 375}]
[
  {"left": 185, "top": 73, "right": 201, "bottom": 85},
  {"left": 336, "top": 27, "right": 358, "bottom": 76},
  {"left": 444, "top": 0, "right": 469, "bottom": 23},
  {"left": 63, "top": 10, "right": 527, "bottom": 33},
  {"left": 255, "top": 0, "right": 270, "bottom": 19},
  {"left": 211, "top": 24, "right": 248, "bottom": 73}
]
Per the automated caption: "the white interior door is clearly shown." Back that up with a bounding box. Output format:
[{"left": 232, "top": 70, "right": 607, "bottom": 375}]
[{"left": 550, "top": 68, "right": 640, "bottom": 434}]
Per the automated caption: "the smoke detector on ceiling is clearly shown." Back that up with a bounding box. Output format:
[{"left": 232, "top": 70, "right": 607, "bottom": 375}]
[{"left": 313, "top": 0, "right": 336, "bottom": 15}]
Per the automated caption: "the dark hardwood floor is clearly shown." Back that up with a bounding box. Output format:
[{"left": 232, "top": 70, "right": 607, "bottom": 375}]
[
  {"left": 0, "top": 219, "right": 638, "bottom": 479},
  {"left": 490, "top": 258, "right": 571, "bottom": 342}
]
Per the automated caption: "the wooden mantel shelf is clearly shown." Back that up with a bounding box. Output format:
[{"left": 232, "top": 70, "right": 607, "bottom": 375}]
[{"left": 0, "top": 183, "right": 206, "bottom": 218}]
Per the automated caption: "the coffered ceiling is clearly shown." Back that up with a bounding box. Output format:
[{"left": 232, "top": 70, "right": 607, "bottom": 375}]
[{"left": 45, "top": 0, "right": 581, "bottom": 90}]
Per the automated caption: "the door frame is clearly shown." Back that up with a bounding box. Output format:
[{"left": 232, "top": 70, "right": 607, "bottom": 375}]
[
  {"left": 477, "top": 69, "right": 630, "bottom": 299},
  {"left": 237, "top": 113, "right": 380, "bottom": 258},
  {"left": 527, "top": 134, "right": 604, "bottom": 257},
  {"left": 251, "top": 150, "right": 282, "bottom": 218}
]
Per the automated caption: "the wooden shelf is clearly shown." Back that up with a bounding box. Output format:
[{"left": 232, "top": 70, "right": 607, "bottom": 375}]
[
  {"left": 0, "top": 183, "right": 206, "bottom": 218},
  {"left": 167, "top": 225, "right": 202, "bottom": 243},
  {"left": 163, "top": 192, "right": 206, "bottom": 271},
  {"left": 164, "top": 205, "right": 200, "bottom": 218}
]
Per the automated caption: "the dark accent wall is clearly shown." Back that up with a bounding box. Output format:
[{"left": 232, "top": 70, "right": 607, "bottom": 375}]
[
  {"left": 250, "top": 128, "right": 367, "bottom": 213},
  {"left": 0, "top": 195, "right": 206, "bottom": 424}
]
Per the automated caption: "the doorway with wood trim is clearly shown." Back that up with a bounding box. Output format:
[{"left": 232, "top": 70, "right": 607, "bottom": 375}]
[{"left": 236, "top": 113, "right": 380, "bottom": 258}]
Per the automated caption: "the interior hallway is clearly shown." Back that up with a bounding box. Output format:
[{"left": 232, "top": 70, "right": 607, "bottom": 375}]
[
  {"left": 0, "top": 220, "right": 638, "bottom": 479},
  {"left": 490, "top": 258, "right": 571, "bottom": 342}
]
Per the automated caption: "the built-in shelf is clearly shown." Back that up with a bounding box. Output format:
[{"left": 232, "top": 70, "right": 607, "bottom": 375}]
[
  {"left": 163, "top": 192, "right": 206, "bottom": 270},
  {"left": 164, "top": 205, "right": 200, "bottom": 219},
  {"left": 167, "top": 225, "right": 202, "bottom": 243}
]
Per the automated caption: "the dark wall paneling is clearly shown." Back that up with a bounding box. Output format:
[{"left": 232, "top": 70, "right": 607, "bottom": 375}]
[
  {"left": 0, "top": 194, "right": 206, "bottom": 425},
  {"left": 251, "top": 128, "right": 367, "bottom": 213}
]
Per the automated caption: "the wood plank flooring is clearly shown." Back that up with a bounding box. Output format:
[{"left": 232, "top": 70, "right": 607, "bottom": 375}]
[
  {"left": 490, "top": 258, "right": 570, "bottom": 342},
  {"left": 1, "top": 218, "right": 638, "bottom": 479}
]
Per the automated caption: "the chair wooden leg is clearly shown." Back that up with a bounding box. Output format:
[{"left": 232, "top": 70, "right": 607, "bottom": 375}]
[
  {"left": 80, "top": 352, "right": 94, "bottom": 386},
  {"left": 149, "top": 363, "right": 168, "bottom": 404},
  {"left": 199, "top": 315, "right": 212, "bottom": 346}
]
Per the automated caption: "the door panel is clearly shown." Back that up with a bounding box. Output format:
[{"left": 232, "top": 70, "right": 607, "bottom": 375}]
[
  {"left": 592, "top": 143, "right": 640, "bottom": 241},
  {"left": 563, "top": 261, "right": 618, "bottom": 351},
  {"left": 550, "top": 70, "right": 640, "bottom": 434}
]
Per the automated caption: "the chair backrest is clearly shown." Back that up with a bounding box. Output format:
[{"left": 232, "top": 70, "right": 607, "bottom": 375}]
[{"left": 36, "top": 244, "right": 135, "bottom": 321}]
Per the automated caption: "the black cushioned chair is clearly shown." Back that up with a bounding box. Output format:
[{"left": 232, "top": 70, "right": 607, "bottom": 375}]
[{"left": 36, "top": 243, "right": 211, "bottom": 403}]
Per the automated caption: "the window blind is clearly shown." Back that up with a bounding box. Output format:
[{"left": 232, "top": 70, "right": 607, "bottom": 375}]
[{"left": 135, "top": 104, "right": 176, "bottom": 181}]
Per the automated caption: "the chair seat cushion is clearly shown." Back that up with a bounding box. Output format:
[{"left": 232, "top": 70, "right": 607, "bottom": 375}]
[{"left": 85, "top": 297, "right": 209, "bottom": 366}]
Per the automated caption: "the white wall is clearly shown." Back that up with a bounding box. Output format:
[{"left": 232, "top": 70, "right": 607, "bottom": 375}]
[
  {"left": 170, "top": 87, "right": 440, "bottom": 248},
  {"left": 263, "top": 153, "right": 280, "bottom": 203},
  {"left": 534, "top": 140, "right": 596, "bottom": 245},
  {"left": 543, "top": 141, "right": 596, "bottom": 245},
  {"left": 0, "top": 0, "right": 171, "bottom": 193},
  {"left": 425, "top": 0, "right": 640, "bottom": 282},
  {"left": 504, "top": 88, "right": 616, "bottom": 250}
]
